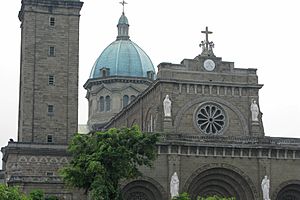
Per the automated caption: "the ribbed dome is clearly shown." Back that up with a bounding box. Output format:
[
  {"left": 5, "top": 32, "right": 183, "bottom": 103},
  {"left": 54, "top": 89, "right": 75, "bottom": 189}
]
[
  {"left": 89, "top": 40, "right": 155, "bottom": 78},
  {"left": 89, "top": 13, "right": 155, "bottom": 79}
]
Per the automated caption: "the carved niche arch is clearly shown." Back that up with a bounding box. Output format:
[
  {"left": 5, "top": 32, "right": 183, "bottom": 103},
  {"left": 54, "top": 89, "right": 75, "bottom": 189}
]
[
  {"left": 121, "top": 176, "right": 167, "bottom": 200},
  {"left": 174, "top": 97, "right": 249, "bottom": 135},
  {"left": 144, "top": 106, "right": 156, "bottom": 132},
  {"left": 273, "top": 180, "right": 300, "bottom": 200},
  {"left": 183, "top": 163, "right": 258, "bottom": 200}
]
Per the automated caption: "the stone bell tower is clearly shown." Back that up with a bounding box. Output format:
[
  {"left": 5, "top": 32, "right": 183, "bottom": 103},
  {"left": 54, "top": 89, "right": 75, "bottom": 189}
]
[
  {"left": 18, "top": 0, "right": 83, "bottom": 144},
  {"left": 1, "top": 1, "right": 86, "bottom": 198}
]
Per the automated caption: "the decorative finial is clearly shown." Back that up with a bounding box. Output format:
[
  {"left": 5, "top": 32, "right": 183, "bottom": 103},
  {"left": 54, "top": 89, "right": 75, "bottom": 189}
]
[
  {"left": 119, "top": 0, "right": 128, "bottom": 14},
  {"left": 199, "top": 26, "right": 215, "bottom": 56},
  {"left": 117, "top": 1, "right": 130, "bottom": 40}
]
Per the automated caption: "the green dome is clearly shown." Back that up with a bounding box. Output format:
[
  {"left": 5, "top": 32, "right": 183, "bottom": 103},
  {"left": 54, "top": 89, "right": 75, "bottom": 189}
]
[{"left": 89, "top": 13, "right": 155, "bottom": 79}]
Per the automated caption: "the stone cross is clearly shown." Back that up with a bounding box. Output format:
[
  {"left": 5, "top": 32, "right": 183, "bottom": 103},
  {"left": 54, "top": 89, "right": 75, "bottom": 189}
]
[
  {"left": 119, "top": 0, "right": 128, "bottom": 13},
  {"left": 201, "top": 26, "right": 213, "bottom": 49}
]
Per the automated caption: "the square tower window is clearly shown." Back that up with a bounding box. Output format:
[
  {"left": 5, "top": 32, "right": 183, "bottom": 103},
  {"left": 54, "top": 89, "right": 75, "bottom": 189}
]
[
  {"left": 48, "top": 75, "right": 55, "bottom": 85},
  {"left": 48, "top": 104, "right": 54, "bottom": 115},
  {"left": 49, "top": 46, "right": 55, "bottom": 57},
  {"left": 47, "top": 135, "right": 53, "bottom": 143},
  {"left": 49, "top": 17, "right": 55, "bottom": 26},
  {"left": 46, "top": 171, "right": 54, "bottom": 176}
]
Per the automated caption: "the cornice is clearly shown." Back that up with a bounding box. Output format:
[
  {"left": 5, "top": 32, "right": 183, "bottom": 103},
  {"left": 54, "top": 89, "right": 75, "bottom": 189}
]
[{"left": 84, "top": 76, "right": 153, "bottom": 90}]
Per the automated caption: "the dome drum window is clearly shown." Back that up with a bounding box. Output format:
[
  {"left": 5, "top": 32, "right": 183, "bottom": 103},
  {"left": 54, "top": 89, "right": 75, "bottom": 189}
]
[
  {"left": 147, "top": 71, "right": 155, "bottom": 80},
  {"left": 100, "top": 68, "right": 110, "bottom": 77},
  {"left": 194, "top": 102, "right": 227, "bottom": 135},
  {"left": 123, "top": 95, "right": 129, "bottom": 108},
  {"left": 99, "top": 96, "right": 111, "bottom": 112}
]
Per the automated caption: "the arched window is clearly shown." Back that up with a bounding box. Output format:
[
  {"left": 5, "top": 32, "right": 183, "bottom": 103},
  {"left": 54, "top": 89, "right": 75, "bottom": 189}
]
[
  {"left": 123, "top": 95, "right": 129, "bottom": 108},
  {"left": 105, "top": 96, "right": 111, "bottom": 111},
  {"left": 99, "top": 96, "right": 104, "bottom": 112},
  {"left": 130, "top": 95, "right": 136, "bottom": 102}
]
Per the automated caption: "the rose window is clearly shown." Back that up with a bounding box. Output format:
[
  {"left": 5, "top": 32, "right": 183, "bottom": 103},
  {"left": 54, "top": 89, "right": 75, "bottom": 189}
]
[{"left": 196, "top": 103, "right": 226, "bottom": 135}]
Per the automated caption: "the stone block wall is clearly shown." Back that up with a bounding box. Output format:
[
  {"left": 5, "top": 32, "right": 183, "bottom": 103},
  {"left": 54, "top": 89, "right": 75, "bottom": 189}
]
[{"left": 18, "top": 0, "right": 83, "bottom": 144}]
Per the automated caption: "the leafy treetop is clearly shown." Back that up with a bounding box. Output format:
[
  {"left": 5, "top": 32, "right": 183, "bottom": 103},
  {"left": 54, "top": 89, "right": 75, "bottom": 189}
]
[{"left": 60, "top": 126, "right": 160, "bottom": 200}]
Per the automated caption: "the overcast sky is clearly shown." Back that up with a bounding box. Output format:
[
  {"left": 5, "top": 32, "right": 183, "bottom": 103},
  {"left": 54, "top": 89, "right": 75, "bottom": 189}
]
[{"left": 1, "top": 0, "right": 300, "bottom": 164}]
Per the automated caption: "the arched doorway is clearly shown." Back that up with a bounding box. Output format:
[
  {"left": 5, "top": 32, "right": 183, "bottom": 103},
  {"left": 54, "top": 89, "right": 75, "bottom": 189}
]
[
  {"left": 121, "top": 179, "right": 166, "bottom": 200},
  {"left": 275, "top": 181, "right": 300, "bottom": 200},
  {"left": 184, "top": 165, "right": 257, "bottom": 200}
]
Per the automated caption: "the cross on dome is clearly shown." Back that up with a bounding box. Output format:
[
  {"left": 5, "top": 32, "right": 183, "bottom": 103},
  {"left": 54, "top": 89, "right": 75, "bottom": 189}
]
[{"left": 119, "top": 0, "right": 128, "bottom": 14}]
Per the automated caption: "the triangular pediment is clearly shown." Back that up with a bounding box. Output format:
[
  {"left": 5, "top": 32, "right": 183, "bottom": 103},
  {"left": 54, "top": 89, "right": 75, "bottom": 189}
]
[
  {"left": 120, "top": 84, "right": 142, "bottom": 93},
  {"left": 90, "top": 84, "right": 112, "bottom": 95}
]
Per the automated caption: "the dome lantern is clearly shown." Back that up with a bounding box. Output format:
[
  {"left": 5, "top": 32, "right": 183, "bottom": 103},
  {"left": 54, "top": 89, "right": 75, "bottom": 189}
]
[{"left": 117, "top": 12, "right": 130, "bottom": 41}]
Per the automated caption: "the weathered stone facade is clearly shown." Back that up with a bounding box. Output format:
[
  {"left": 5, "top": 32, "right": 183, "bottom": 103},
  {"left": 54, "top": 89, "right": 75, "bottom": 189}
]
[{"left": 104, "top": 37, "right": 300, "bottom": 199}]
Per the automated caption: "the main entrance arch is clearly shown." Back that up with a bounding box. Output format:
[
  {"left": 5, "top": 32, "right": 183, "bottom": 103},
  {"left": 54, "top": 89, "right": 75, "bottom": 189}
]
[
  {"left": 183, "top": 164, "right": 257, "bottom": 200},
  {"left": 121, "top": 178, "right": 167, "bottom": 200}
]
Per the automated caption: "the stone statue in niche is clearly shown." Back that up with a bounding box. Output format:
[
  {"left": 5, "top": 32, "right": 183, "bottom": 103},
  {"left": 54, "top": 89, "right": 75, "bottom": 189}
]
[
  {"left": 163, "top": 95, "right": 172, "bottom": 117},
  {"left": 170, "top": 172, "right": 179, "bottom": 198},
  {"left": 250, "top": 99, "right": 259, "bottom": 122},
  {"left": 261, "top": 175, "right": 270, "bottom": 200}
]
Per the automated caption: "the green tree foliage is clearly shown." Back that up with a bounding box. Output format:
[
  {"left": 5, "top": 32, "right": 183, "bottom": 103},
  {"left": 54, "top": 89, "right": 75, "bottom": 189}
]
[
  {"left": 29, "top": 189, "right": 58, "bottom": 200},
  {"left": 172, "top": 192, "right": 191, "bottom": 200},
  {"left": 29, "top": 190, "right": 44, "bottom": 200},
  {"left": 172, "top": 193, "right": 235, "bottom": 200},
  {"left": 0, "top": 185, "right": 58, "bottom": 200},
  {"left": 197, "top": 196, "right": 236, "bottom": 200},
  {"left": 0, "top": 184, "right": 28, "bottom": 200},
  {"left": 60, "top": 126, "right": 160, "bottom": 200}
]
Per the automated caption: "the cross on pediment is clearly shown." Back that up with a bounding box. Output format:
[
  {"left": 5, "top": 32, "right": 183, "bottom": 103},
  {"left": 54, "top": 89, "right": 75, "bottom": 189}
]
[
  {"left": 201, "top": 26, "right": 213, "bottom": 48},
  {"left": 199, "top": 26, "right": 215, "bottom": 56},
  {"left": 119, "top": 0, "right": 128, "bottom": 14}
]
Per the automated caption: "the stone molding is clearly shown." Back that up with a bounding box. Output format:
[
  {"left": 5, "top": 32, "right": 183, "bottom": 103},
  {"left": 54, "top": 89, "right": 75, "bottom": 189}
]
[
  {"left": 8, "top": 175, "right": 63, "bottom": 184},
  {"left": 17, "top": 155, "right": 69, "bottom": 164},
  {"left": 84, "top": 76, "right": 153, "bottom": 90},
  {"left": 159, "top": 134, "right": 300, "bottom": 146},
  {"left": 157, "top": 143, "right": 300, "bottom": 160},
  {"left": 158, "top": 79, "right": 263, "bottom": 89},
  {"left": 1, "top": 142, "right": 69, "bottom": 162},
  {"left": 156, "top": 135, "right": 300, "bottom": 160}
]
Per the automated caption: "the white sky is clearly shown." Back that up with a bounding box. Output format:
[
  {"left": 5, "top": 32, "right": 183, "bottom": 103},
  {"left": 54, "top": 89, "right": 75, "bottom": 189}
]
[{"left": 1, "top": 0, "right": 300, "bottom": 165}]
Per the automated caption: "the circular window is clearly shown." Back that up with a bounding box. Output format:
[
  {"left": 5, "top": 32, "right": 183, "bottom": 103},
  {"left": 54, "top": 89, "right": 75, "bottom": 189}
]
[{"left": 195, "top": 103, "right": 226, "bottom": 135}]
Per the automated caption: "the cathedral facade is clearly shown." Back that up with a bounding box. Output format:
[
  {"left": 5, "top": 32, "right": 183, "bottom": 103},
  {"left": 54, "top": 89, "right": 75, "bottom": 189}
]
[{"left": 1, "top": 0, "right": 300, "bottom": 200}]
